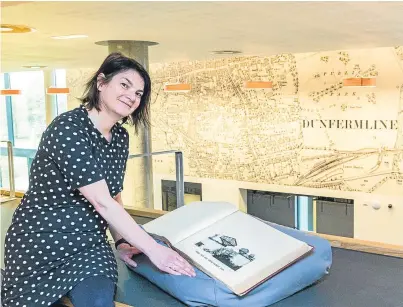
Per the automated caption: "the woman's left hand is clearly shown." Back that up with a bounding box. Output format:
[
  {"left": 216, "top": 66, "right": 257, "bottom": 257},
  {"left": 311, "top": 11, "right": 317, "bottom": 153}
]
[{"left": 117, "top": 243, "right": 143, "bottom": 268}]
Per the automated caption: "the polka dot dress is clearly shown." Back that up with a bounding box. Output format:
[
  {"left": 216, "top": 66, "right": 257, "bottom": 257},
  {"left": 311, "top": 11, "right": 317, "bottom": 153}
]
[{"left": 1, "top": 105, "right": 130, "bottom": 306}]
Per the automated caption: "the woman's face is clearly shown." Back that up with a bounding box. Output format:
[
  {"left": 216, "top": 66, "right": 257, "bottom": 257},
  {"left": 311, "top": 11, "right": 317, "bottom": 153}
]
[{"left": 97, "top": 69, "right": 144, "bottom": 119}]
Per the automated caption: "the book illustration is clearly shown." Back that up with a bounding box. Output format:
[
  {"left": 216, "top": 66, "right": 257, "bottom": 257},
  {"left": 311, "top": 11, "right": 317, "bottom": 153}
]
[
  {"left": 195, "top": 234, "right": 255, "bottom": 271},
  {"left": 144, "top": 201, "right": 313, "bottom": 295}
]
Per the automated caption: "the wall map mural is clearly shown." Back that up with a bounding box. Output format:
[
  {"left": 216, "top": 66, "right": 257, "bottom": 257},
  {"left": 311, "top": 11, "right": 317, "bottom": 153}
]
[{"left": 149, "top": 47, "right": 403, "bottom": 196}]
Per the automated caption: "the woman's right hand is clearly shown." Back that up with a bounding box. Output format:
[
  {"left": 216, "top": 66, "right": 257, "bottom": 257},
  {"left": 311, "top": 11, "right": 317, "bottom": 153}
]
[{"left": 146, "top": 243, "right": 196, "bottom": 277}]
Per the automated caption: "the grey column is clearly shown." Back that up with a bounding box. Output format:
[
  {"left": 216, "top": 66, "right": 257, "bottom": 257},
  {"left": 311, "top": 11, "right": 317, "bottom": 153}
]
[{"left": 97, "top": 40, "right": 158, "bottom": 208}]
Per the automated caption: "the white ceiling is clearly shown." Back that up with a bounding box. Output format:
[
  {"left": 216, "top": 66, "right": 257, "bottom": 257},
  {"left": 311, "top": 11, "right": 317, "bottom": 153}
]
[{"left": 1, "top": 1, "right": 403, "bottom": 71}]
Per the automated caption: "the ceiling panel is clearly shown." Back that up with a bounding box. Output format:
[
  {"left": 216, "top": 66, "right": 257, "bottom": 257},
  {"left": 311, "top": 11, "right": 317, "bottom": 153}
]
[{"left": 1, "top": 1, "right": 403, "bottom": 71}]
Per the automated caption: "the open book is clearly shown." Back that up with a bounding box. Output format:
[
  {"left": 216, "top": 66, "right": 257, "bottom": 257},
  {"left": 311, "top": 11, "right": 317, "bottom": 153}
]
[{"left": 143, "top": 201, "right": 313, "bottom": 296}]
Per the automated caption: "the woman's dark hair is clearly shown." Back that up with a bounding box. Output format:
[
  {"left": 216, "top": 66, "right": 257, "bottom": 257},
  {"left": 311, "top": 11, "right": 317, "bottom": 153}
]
[{"left": 80, "top": 52, "right": 151, "bottom": 133}]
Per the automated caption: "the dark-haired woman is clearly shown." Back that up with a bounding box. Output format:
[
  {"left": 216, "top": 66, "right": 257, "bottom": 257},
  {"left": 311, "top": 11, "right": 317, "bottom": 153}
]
[{"left": 1, "top": 53, "right": 195, "bottom": 307}]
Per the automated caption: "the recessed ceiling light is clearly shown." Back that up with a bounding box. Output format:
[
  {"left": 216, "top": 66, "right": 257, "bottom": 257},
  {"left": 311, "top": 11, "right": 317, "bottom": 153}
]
[
  {"left": 211, "top": 50, "right": 242, "bottom": 55},
  {"left": 23, "top": 65, "right": 47, "bottom": 69},
  {"left": 0, "top": 24, "right": 35, "bottom": 33},
  {"left": 51, "top": 34, "right": 88, "bottom": 40}
]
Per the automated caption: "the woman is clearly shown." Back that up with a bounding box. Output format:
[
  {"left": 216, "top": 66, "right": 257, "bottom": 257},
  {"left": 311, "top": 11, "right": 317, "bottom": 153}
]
[{"left": 1, "top": 52, "right": 195, "bottom": 307}]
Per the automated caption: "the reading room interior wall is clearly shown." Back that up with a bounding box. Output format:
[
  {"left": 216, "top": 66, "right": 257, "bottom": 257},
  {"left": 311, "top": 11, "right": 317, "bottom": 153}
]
[
  {"left": 148, "top": 46, "right": 403, "bottom": 245},
  {"left": 64, "top": 46, "right": 403, "bottom": 245}
]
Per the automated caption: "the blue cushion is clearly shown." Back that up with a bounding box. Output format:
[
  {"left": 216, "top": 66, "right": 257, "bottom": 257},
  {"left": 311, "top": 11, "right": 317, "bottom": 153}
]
[{"left": 128, "top": 223, "right": 332, "bottom": 307}]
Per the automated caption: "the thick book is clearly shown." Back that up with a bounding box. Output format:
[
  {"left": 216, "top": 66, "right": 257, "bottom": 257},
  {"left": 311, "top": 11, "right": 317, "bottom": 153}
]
[{"left": 143, "top": 201, "right": 313, "bottom": 296}]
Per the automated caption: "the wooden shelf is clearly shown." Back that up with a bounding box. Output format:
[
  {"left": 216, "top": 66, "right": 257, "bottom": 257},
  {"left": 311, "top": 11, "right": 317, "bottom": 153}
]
[
  {"left": 126, "top": 207, "right": 168, "bottom": 219},
  {"left": 313, "top": 232, "right": 403, "bottom": 258},
  {"left": 0, "top": 188, "right": 25, "bottom": 198}
]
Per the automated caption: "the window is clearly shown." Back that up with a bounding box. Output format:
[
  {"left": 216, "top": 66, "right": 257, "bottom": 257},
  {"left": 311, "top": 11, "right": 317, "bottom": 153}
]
[
  {"left": 0, "top": 71, "right": 47, "bottom": 191},
  {"left": 1, "top": 73, "right": 11, "bottom": 189},
  {"left": 0, "top": 74, "right": 8, "bottom": 141},
  {"left": 54, "top": 69, "right": 67, "bottom": 115},
  {"left": 9, "top": 71, "right": 46, "bottom": 149},
  {"left": 1, "top": 70, "right": 67, "bottom": 191}
]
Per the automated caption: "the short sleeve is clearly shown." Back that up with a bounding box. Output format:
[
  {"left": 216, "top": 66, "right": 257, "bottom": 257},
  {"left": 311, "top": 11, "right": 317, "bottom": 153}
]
[{"left": 41, "top": 116, "right": 105, "bottom": 190}]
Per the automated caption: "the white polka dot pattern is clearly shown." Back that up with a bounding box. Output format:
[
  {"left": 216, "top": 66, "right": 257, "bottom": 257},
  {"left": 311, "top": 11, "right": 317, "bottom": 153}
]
[{"left": 1, "top": 106, "right": 130, "bottom": 306}]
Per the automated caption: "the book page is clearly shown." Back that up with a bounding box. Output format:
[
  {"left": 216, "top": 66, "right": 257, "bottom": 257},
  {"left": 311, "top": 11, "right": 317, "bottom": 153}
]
[
  {"left": 174, "top": 211, "right": 311, "bottom": 294},
  {"left": 142, "top": 201, "right": 238, "bottom": 245}
]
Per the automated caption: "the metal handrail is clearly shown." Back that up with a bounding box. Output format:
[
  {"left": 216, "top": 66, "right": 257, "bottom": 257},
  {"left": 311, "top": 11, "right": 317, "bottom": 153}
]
[
  {"left": 128, "top": 150, "right": 184, "bottom": 208},
  {"left": 0, "top": 140, "right": 16, "bottom": 198},
  {"left": 0, "top": 144, "right": 185, "bottom": 208}
]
